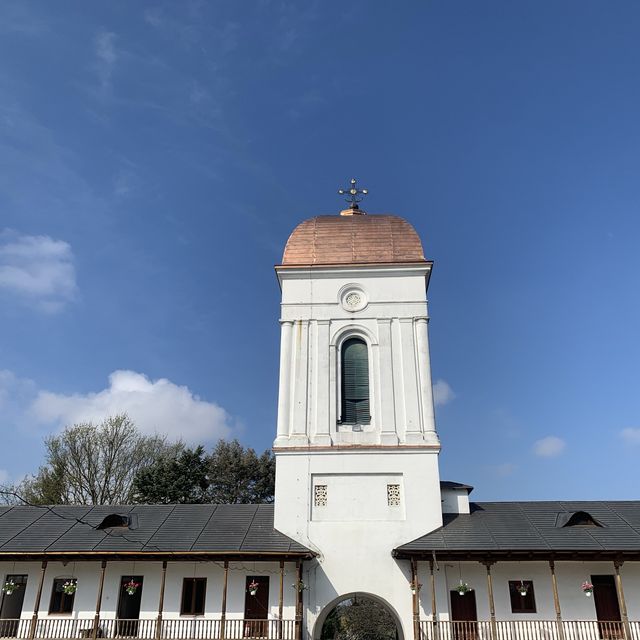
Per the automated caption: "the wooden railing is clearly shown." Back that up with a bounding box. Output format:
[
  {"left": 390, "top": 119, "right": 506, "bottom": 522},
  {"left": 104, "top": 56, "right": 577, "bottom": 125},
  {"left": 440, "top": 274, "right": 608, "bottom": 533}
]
[
  {"left": 0, "top": 619, "right": 296, "bottom": 640},
  {"left": 0, "top": 621, "right": 29, "bottom": 639},
  {"left": 418, "top": 620, "right": 640, "bottom": 640},
  {"left": 3, "top": 619, "right": 640, "bottom": 640}
]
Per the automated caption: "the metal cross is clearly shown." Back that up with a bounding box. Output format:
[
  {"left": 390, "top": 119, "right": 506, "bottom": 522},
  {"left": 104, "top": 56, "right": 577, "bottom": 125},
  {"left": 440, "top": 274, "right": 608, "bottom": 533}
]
[{"left": 338, "top": 178, "right": 368, "bottom": 209}]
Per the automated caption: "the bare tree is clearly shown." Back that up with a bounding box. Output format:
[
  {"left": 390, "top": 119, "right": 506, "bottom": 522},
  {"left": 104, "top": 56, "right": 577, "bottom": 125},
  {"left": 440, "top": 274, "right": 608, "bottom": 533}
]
[{"left": 12, "top": 414, "right": 177, "bottom": 505}]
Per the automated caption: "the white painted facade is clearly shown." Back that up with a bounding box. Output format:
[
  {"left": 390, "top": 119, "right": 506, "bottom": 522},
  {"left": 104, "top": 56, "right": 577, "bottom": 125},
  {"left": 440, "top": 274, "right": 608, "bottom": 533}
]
[
  {"left": 273, "top": 256, "right": 444, "bottom": 639},
  {"left": 0, "top": 560, "right": 299, "bottom": 622},
  {"left": 273, "top": 264, "right": 439, "bottom": 448},
  {"left": 414, "top": 561, "right": 640, "bottom": 623}
]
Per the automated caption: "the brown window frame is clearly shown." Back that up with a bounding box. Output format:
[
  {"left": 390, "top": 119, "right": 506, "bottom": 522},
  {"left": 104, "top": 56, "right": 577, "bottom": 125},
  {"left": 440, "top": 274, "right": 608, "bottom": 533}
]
[
  {"left": 49, "top": 578, "right": 75, "bottom": 615},
  {"left": 509, "top": 580, "right": 536, "bottom": 614},
  {"left": 180, "top": 578, "right": 207, "bottom": 616}
]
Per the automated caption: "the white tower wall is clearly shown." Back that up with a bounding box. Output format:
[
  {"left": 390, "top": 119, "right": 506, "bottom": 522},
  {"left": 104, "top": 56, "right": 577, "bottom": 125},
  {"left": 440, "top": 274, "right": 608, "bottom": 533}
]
[{"left": 272, "top": 256, "right": 444, "bottom": 639}]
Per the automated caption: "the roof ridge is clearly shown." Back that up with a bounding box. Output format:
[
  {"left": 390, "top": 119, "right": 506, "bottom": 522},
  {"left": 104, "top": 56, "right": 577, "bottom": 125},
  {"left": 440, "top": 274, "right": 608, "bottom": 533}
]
[
  {"left": 238, "top": 504, "right": 259, "bottom": 551},
  {"left": 141, "top": 504, "right": 178, "bottom": 553},
  {"left": 44, "top": 505, "right": 94, "bottom": 553},
  {"left": 190, "top": 504, "right": 219, "bottom": 551},
  {"left": 513, "top": 501, "right": 551, "bottom": 550},
  {"left": 0, "top": 506, "right": 51, "bottom": 551}
]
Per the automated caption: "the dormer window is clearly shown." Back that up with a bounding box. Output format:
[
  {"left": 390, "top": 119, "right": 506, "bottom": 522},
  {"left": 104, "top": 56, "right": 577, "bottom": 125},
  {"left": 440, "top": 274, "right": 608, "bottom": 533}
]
[
  {"left": 97, "top": 514, "right": 131, "bottom": 530},
  {"left": 558, "top": 511, "right": 603, "bottom": 528},
  {"left": 340, "top": 338, "right": 370, "bottom": 425}
]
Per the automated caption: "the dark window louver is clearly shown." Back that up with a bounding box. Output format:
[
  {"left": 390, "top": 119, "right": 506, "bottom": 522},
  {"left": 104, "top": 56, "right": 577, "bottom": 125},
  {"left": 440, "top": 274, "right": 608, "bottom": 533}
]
[
  {"left": 341, "top": 338, "right": 371, "bottom": 425},
  {"left": 97, "top": 514, "right": 130, "bottom": 530}
]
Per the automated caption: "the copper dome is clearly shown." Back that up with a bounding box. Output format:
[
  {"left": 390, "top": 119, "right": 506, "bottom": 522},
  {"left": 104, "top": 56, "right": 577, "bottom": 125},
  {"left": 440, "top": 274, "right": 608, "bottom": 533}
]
[{"left": 281, "top": 214, "right": 426, "bottom": 266}]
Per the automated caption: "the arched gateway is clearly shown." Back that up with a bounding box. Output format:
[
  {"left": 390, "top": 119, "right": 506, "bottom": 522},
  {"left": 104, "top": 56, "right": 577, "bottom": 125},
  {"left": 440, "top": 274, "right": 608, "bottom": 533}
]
[{"left": 314, "top": 593, "right": 403, "bottom": 640}]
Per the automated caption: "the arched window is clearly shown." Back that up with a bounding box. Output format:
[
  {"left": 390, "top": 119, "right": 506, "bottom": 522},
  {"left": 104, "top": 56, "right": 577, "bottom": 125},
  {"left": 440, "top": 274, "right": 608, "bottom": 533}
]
[{"left": 341, "top": 337, "right": 371, "bottom": 425}]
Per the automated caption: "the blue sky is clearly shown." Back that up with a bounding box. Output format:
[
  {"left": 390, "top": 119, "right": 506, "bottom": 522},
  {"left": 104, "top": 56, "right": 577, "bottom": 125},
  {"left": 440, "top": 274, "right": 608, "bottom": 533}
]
[{"left": 1, "top": 1, "right": 639, "bottom": 501}]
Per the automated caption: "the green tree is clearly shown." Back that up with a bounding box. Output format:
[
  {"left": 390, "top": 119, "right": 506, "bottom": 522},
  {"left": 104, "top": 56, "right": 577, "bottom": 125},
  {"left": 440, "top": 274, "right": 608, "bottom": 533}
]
[
  {"left": 132, "top": 445, "right": 209, "bottom": 504},
  {"left": 206, "top": 440, "right": 275, "bottom": 504},
  {"left": 131, "top": 439, "right": 275, "bottom": 505},
  {"left": 11, "top": 414, "right": 176, "bottom": 505},
  {"left": 2, "top": 421, "right": 276, "bottom": 507}
]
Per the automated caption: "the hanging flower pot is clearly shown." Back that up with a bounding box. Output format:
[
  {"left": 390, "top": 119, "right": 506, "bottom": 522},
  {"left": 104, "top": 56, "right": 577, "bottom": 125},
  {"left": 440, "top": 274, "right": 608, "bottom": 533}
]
[
  {"left": 516, "top": 581, "right": 529, "bottom": 597},
  {"left": 123, "top": 579, "right": 141, "bottom": 596},
  {"left": 456, "top": 582, "right": 472, "bottom": 596},
  {"left": 62, "top": 580, "right": 77, "bottom": 595},
  {"left": 582, "top": 581, "right": 594, "bottom": 597},
  {"left": 410, "top": 580, "right": 422, "bottom": 596},
  {"left": 2, "top": 580, "right": 18, "bottom": 595},
  {"left": 248, "top": 580, "right": 259, "bottom": 596},
  {"left": 291, "top": 580, "right": 307, "bottom": 593}
]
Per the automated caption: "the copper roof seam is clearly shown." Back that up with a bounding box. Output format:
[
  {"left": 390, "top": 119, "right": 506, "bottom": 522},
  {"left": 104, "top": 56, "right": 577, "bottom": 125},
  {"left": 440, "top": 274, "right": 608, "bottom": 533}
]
[
  {"left": 312, "top": 217, "right": 318, "bottom": 265},
  {"left": 389, "top": 217, "right": 396, "bottom": 260},
  {"left": 351, "top": 217, "right": 356, "bottom": 262}
]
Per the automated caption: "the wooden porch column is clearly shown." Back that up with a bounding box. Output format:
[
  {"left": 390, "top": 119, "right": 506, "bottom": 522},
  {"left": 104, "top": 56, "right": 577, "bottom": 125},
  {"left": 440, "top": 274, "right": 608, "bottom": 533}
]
[
  {"left": 549, "top": 561, "right": 565, "bottom": 640},
  {"left": 155, "top": 561, "right": 167, "bottom": 640},
  {"left": 278, "top": 561, "right": 285, "bottom": 640},
  {"left": 93, "top": 561, "right": 107, "bottom": 640},
  {"left": 220, "top": 561, "right": 229, "bottom": 640},
  {"left": 295, "top": 560, "right": 303, "bottom": 640},
  {"left": 410, "top": 559, "right": 420, "bottom": 640},
  {"left": 482, "top": 561, "right": 497, "bottom": 640},
  {"left": 28, "top": 560, "right": 47, "bottom": 640},
  {"left": 429, "top": 559, "right": 438, "bottom": 640},
  {"left": 614, "top": 560, "right": 632, "bottom": 640}
]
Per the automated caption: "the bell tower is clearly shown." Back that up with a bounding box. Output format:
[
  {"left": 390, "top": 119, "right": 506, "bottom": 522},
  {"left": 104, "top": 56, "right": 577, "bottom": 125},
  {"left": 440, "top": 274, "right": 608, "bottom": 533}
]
[
  {"left": 274, "top": 180, "right": 440, "bottom": 450},
  {"left": 272, "top": 181, "right": 443, "bottom": 639}
]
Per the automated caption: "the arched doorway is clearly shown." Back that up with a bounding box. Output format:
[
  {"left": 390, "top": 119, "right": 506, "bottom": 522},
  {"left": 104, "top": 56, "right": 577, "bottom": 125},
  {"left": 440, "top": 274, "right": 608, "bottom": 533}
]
[{"left": 315, "top": 593, "right": 403, "bottom": 640}]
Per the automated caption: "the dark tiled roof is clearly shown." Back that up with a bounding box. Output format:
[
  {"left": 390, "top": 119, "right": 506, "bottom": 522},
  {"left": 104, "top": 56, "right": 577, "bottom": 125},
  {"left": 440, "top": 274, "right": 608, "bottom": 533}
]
[
  {"left": 440, "top": 481, "right": 474, "bottom": 493},
  {"left": 0, "top": 504, "right": 312, "bottom": 557},
  {"left": 394, "top": 501, "right": 640, "bottom": 558}
]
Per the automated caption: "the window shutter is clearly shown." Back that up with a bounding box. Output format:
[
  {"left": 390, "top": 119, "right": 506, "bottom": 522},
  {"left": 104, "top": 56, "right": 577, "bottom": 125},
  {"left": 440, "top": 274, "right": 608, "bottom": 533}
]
[{"left": 341, "top": 338, "right": 370, "bottom": 424}]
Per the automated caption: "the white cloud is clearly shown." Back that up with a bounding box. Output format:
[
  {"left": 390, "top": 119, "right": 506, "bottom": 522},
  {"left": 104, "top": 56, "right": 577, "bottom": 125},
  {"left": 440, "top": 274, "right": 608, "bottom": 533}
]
[
  {"left": 95, "top": 31, "right": 117, "bottom": 96},
  {"left": 30, "top": 370, "right": 233, "bottom": 443},
  {"left": 621, "top": 428, "right": 640, "bottom": 445},
  {"left": 114, "top": 169, "right": 134, "bottom": 197},
  {"left": 0, "top": 230, "right": 77, "bottom": 312},
  {"left": 189, "top": 80, "right": 209, "bottom": 106},
  {"left": 143, "top": 7, "right": 164, "bottom": 28},
  {"left": 433, "top": 379, "right": 456, "bottom": 407},
  {"left": 0, "top": 369, "right": 36, "bottom": 411},
  {"left": 0, "top": 3, "right": 47, "bottom": 36},
  {"left": 533, "top": 435, "right": 566, "bottom": 458},
  {"left": 492, "top": 463, "right": 517, "bottom": 477}
]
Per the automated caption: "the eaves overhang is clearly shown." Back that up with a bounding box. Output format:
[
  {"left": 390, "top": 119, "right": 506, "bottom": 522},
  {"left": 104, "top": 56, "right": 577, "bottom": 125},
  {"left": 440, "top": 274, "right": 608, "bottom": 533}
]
[
  {"left": 274, "top": 261, "right": 433, "bottom": 291},
  {"left": 0, "top": 549, "right": 316, "bottom": 562},
  {"left": 392, "top": 548, "right": 640, "bottom": 562}
]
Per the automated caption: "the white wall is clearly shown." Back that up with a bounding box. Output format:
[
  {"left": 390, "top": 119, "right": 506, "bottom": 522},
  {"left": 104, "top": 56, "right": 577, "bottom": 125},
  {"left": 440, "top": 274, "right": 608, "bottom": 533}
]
[
  {"left": 3, "top": 557, "right": 640, "bottom": 640},
  {"left": 274, "top": 264, "right": 438, "bottom": 447},
  {"left": 0, "top": 560, "right": 298, "bottom": 621},
  {"left": 440, "top": 488, "right": 471, "bottom": 514},
  {"left": 414, "top": 560, "right": 640, "bottom": 622},
  {"left": 275, "top": 450, "right": 443, "bottom": 640},
  {"left": 273, "top": 257, "right": 442, "bottom": 640}
]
